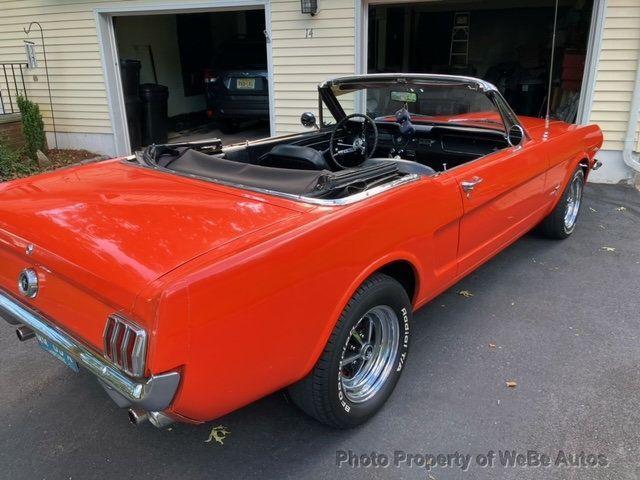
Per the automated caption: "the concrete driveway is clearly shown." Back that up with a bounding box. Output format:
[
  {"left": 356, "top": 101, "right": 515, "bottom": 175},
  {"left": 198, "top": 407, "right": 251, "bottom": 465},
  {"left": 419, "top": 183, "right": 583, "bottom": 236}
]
[{"left": 1, "top": 183, "right": 638, "bottom": 480}]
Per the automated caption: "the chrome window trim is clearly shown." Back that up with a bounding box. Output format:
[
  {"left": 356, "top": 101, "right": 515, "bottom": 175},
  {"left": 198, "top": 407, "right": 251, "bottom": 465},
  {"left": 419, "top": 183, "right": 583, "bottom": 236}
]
[
  {"left": 319, "top": 73, "right": 498, "bottom": 93},
  {"left": 0, "top": 289, "right": 179, "bottom": 411},
  {"left": 125, "top": 156, "right": 420, "bottom": 207}
]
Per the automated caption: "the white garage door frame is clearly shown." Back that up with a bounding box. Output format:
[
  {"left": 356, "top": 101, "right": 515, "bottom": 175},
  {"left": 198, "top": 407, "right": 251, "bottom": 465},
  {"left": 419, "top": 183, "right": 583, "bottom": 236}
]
[
  {"left": 95, "top": 1, "right": 275, "bottom": 156},
  {"left": 354, "top": 0, "right": 607, "bottom": 126}
]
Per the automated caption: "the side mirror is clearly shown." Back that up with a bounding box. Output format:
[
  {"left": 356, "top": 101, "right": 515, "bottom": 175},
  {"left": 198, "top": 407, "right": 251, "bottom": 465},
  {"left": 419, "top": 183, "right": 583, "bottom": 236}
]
[
  {"left": 507, "top": 124, "right": 525, "bottom": 147},
  {"left": 300, "top": 111, "right": 318, "bottom": 129}
]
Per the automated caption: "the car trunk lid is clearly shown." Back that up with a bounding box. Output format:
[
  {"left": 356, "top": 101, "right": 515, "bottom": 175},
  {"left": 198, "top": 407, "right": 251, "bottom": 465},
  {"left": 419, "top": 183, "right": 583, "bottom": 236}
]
[{"left": 0, "top": 160, "right": 303, "bottom": 347}]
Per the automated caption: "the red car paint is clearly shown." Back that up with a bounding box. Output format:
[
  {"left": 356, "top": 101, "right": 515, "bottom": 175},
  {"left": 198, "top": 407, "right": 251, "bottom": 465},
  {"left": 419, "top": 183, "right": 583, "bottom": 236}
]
[{"left": 0, "top": 115, "right": 602, "bottom": 423}]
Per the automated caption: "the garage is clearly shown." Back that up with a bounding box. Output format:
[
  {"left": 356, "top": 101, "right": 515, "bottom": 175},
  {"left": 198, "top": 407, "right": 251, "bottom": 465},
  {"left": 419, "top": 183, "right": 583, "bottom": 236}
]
[
  {"left": 108, "top": 6, "right": 271, "bottom": 152},
  {"left": 366, "top": 0, "right": 595, "bottom": 122}
]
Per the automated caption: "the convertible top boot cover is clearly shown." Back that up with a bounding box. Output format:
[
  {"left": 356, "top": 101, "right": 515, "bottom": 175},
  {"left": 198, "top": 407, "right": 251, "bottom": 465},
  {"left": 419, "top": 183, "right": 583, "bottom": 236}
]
[{"left": 164, "top": 149, "right": 329, "bottom": 196}]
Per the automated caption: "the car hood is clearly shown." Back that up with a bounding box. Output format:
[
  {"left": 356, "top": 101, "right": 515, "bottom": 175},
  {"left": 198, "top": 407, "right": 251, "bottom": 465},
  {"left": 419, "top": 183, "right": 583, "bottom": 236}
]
[{"left": 0, "top": 160, "right": 304, "bottom": 310}]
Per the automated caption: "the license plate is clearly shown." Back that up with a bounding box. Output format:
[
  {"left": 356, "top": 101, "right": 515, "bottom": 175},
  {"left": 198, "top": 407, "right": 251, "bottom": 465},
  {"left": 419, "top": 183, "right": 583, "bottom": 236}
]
[
  {"left": 36, "top": 334, "right": 79, "bottom": 373},
  {"left": 236, "top": 78, "right": 256, "bottom": 89}
]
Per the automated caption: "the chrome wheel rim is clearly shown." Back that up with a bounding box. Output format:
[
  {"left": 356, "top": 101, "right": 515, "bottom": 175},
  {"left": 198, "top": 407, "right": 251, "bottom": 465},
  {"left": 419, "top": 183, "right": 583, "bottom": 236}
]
[
  {"left": 339, "top": 305, "right": 400, "bottom": 404},
  {"left": 564, "top": 175, "right": 583, "bottom": 231}
]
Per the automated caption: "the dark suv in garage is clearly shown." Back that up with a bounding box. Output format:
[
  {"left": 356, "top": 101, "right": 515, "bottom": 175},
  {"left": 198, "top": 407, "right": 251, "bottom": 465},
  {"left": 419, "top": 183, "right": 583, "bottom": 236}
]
[{"left": 205, "top": 40, "right": 269, "bottom": 133}]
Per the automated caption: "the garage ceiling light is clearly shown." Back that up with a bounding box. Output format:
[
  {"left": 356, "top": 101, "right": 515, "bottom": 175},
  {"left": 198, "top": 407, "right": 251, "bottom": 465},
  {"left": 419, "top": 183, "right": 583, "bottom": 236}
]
[{"left": 301, "top": 0, "right": 318, "bottom": 16}]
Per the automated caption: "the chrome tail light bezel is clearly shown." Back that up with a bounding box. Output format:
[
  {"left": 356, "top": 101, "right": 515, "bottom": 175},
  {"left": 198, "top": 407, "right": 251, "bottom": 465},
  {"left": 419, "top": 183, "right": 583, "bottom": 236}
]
[{"left": 104, "top": 314, "right": 147, "bottom": 378}]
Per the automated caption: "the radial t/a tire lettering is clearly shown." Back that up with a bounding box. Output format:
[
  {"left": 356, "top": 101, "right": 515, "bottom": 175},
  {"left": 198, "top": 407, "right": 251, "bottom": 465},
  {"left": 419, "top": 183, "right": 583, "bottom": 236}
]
[{"left": 288, "top": 273, "right": 412, "bottom": 428}]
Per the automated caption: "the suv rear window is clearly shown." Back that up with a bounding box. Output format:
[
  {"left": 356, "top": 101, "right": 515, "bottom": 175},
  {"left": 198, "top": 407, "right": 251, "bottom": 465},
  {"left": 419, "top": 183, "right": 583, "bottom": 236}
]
[{"left": 215, "top": 42, "right": 267, "bottom": 69}]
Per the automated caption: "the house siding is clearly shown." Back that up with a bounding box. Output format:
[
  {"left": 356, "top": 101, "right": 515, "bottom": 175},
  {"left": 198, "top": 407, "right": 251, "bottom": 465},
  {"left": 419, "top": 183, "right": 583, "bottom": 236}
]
[
  {"left": 0, "top": 0, "right": 638, "bottom": 180},
  {"left": 0, "top": 1, "right": 111, "bottom": 134},
  {"left": 589, "top": 0, "right": 640, "bottom": 152},
  {"left": 270, "top": 0, "right": 356, "bottom": 135}
]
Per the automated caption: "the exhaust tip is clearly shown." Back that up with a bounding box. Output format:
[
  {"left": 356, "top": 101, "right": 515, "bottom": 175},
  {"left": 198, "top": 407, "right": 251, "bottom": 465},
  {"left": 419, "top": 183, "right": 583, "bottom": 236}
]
[
  {"left": 128, "top": 408, "right": 148, "bottom": 425},
  {"left": 16, "top": 326, "right": 35, "bottom": 342}
]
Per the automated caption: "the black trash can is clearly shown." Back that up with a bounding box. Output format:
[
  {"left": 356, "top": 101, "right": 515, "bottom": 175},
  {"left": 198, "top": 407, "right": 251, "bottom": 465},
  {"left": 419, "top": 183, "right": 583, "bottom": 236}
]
[
  {"left": 517, "top": 78, "right": 545, "bottom": 117},
  {"left": 140, "top": 83, "right": 169, "bottom": 145},
  {"left": 124, "top": 96, "right": 143, "bottom": 151},
  {"left": 119, "top": 59, "right": 141, "bottom": 97}
]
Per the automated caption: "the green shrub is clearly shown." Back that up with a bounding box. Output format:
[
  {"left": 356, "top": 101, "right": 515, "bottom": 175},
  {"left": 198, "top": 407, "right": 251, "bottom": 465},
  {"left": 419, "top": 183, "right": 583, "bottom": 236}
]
[
  {"left": 17, "top": 96, "right": 47, "bottom": 160},
  {"left": 0, "top": 138, "right": 36, "bottom": 181}
]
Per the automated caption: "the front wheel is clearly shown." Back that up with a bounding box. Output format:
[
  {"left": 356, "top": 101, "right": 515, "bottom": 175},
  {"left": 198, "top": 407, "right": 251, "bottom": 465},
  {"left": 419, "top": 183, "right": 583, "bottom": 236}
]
[
  {"left": 288, "top": 274, "right": 411, "bottom": 428},
  {"left": 538, "top": 167, "right": 585, "bottom": 239}
]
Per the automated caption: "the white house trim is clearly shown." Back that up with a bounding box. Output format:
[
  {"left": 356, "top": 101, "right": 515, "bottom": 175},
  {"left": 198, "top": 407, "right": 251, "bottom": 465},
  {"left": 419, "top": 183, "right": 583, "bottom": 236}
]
[{"left": 576, "top": 0, "right": 607, "bottom": 125}]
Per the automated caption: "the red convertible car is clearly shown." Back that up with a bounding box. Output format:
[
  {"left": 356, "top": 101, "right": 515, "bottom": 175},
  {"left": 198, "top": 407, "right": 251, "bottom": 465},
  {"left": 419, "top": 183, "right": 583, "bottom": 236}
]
[{"left": 0, "top": 74, "right": 602, "bottom": 429}]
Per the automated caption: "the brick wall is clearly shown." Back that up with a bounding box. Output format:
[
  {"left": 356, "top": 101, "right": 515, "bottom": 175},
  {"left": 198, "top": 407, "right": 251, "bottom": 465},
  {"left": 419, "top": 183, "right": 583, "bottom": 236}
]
[{"left": 0, "top": 114, "right": 25, "bottom": 150}]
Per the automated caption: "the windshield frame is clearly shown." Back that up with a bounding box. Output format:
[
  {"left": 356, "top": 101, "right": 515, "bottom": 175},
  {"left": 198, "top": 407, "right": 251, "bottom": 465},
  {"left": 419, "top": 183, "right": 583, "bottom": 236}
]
[{"left": 318, "top": 74, "right": 529, "bottom": 140}]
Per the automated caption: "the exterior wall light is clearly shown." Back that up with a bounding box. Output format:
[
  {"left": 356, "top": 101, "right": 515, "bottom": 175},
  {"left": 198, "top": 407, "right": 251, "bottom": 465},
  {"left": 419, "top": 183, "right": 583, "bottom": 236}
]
[{"left": 301, "top": 0, "right": 319, "bottom": 16}]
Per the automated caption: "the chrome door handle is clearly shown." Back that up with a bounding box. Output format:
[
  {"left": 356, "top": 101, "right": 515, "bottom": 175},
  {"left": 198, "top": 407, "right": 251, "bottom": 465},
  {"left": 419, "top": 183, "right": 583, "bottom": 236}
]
[{"left": 461, "top": 176, "right": 483, "bottom": 192}]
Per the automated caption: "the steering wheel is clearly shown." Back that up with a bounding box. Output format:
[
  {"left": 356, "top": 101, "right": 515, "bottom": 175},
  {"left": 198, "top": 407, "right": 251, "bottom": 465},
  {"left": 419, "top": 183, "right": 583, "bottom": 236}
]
[{"left": 329, "top": 113, "right": 378, "bottom": 169}]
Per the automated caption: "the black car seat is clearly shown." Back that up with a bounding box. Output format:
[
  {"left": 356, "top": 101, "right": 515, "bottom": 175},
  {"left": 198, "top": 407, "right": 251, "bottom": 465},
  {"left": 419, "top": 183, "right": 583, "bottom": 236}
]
[{"left": 257, "top": 144, "right": 330, "bottom": 171}]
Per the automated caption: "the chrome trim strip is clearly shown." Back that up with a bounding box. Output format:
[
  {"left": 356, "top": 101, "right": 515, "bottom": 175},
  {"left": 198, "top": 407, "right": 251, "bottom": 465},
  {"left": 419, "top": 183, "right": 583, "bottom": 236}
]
[
  {"left": 105, "top": 314, "right": 148, "bottom": 377},
  {"left": 110, "top": 320, "right": 122, "bottom": 365},
  {"left": 0, "top": 290, "right": 180, "bottom": 411},
  {"left": 127, "top": 157, "right": 420, "bottom": 206},
  {"left": 319, "top": 73, "right": 498, "bottom": 93},
  {"left": 120, "top": 327, "right": 131, "bottom": 372}
]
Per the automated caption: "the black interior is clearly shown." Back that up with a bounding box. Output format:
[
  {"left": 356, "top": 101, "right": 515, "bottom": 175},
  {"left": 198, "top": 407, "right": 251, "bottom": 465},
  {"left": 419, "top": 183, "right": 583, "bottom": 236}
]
[
  {"left": 217, "top": 119, "right": 508, "bottom": 173},
  {"left": 151, "top": 117, "right": 510, "bottom": 199}
]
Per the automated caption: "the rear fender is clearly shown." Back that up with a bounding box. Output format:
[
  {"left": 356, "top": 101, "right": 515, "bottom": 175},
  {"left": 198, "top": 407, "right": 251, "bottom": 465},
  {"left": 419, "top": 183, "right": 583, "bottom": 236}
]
[{"left": 299, "top": 251, "right": 422, "bottom": 377}]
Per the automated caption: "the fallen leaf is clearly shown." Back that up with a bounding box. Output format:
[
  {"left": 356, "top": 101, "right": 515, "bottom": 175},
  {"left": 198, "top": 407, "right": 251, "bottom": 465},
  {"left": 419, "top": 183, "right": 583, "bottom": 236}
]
[
  {"left": 506, "top": 380, "right": 518, "bottom": 388},
  {"left": 205, "top": 425, "right": 231, "bottom": 445},
  {"left": 601, "top": 246, "right": 616, "bottom": 252},
  {"left": 589, "top": 207, "right": 597, "bottom": 213},
  {"left": 488, "top": 342, "right": 496, "bottom": 349},
  {"left": 458, "top": 290, "right": 474, "bottom": 298},
  {"left": 616, "top": 206, "right": 627, "bottom": 212}
]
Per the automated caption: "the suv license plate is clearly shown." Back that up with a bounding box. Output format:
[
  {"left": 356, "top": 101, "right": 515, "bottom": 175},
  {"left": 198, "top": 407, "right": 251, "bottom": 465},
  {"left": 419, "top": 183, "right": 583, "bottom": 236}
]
[
  {"left": 236, "top": 78, "right": 256, "bottom": 89},
  {"left": 36, "top": 334, "right": 79, "bottom": 372}
]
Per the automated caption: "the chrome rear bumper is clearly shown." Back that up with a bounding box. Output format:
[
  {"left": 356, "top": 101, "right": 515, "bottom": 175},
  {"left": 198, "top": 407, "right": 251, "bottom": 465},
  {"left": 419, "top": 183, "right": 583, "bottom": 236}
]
[{"left": 0, "top": 290, "right": 180, "bottom": 412}]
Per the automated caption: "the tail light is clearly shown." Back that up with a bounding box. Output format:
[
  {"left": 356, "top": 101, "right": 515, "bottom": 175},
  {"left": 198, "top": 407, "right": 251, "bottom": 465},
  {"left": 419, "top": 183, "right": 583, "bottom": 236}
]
[
  {"left": 204, "top": 69, "right": 218, "bottom": 84},
  {"left": 104, "top": 315, "right": 147, "bottom": 377}
]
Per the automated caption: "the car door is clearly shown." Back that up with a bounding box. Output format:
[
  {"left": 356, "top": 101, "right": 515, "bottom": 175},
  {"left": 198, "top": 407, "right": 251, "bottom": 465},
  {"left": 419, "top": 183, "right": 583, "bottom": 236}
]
[{"left": 453, "top": 140, "right": 549, "bottom": 274}]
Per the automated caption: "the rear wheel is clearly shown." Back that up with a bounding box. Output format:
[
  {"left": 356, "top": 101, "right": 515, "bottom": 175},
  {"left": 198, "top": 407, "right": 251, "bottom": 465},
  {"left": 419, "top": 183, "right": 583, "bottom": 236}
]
[
  {"left": 538, "top": 167, "right": 585, "bottom": 239},
  {"left": 288, "top": 274, "right": 411, "bottom": 428}
]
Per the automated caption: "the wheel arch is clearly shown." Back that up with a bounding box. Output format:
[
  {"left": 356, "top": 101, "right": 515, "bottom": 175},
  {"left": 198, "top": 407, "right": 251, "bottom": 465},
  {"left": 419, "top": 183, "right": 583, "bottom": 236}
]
[
  {"left": 578, "top": 157, "right": 590, "bottom": 180},
  {"left": 377, "top": 260, "right": 419, "bottom": 304},
  {"left": 548, "top": 154, "right": 591, "bottom": 214},
  {"left": 299, "top": 254, "right": 422, "bottom": 379}
]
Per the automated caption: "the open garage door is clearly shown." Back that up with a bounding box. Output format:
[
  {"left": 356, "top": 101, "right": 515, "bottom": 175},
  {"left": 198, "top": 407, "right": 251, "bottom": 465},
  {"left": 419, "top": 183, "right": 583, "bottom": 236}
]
[
  {"left": 367, "top": 0, "right": 594, "bottom": 123},
  {"left": 102, "top": 4, "right": 272, "bottom": 154}
]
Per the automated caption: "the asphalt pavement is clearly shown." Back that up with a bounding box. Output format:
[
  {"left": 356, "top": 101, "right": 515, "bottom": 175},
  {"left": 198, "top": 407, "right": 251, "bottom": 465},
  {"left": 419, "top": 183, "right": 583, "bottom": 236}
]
[{"left": 1, "top": 182, "right": 639, "bottom": 480}]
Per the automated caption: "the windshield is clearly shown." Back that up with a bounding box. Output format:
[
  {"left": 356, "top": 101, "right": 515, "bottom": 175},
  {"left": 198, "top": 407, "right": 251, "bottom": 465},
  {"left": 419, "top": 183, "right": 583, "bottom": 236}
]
[{"left": 331, "top": 82, "right": 505, "bottom": 132}]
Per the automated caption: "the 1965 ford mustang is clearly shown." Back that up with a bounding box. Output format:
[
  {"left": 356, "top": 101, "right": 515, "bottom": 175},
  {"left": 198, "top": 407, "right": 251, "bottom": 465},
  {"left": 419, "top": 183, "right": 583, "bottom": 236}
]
[{"left": 0, "top": 74, "right": 602, "bottom": 429}]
